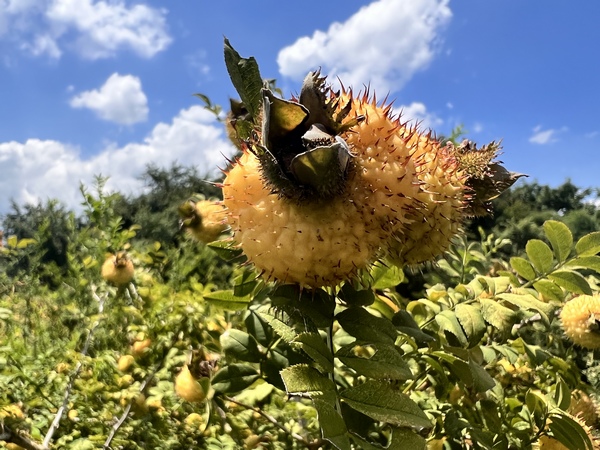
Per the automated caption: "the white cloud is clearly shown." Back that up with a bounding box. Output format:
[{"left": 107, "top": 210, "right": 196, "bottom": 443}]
[
  {"left": 1, "top": 0, "right": 171, "bottom": 59},
  {"left": 70, "top": 73, "right": 149, "bottom": 125},
  {"left": 394, "top": 102, "right": 443, "bottom": 131},
  {"left": 529, "top": 125, "right": 566, "bottom": 145},
  {"left": 277, "top": 0, "right": 451, "bottom": 94},
  {"left": 0, "top": 106, "right": 236, "bottom": 212}
]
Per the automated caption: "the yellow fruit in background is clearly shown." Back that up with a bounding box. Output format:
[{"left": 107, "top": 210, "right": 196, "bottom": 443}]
[
  {"left": 5, "top": 443, "right": 26, "bottom": 450},
  {"left": 175, "top": 365, "right": 207, "bottom": 403},
  {"left": 101, "top": 251, "right": 134, "bottom": 286},
  {"left": 427, "top": 438, "right": 446, "bottom": 450},
  {"left": 181, "top": 199, "right": 228, "bottom": 244},
  {"left": 538, "top": 435, "right": 569, "bottom": 450},
  {"left": 184, "top": 412, "right": 205, "bottom": 430},
  {"left": 560, "top": 295, "right": 600, "bottom": 349},
  {"left": 131, "top": 338, "right": 152, "bottom": 358},
  {"left": 117, "top": 355, "right": 135, "bottom": 372}
]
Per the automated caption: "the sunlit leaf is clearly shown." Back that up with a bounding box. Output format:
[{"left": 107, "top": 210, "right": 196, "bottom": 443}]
[
  {"left": 548, "top": 271, "right": 592, "bottom": 295},
  {"left": 336, "top": 342, "right": 413, "bottom": 380},
  {"left": 292, "top": 332, "right": 334, "bottom": 373},
  {"left": 544, "top": 220, "right": 573, "bottom": 262},
  {"left": 510, "top": 257, "right": 537, "bottom": 280},
  {"left": 575, "top": 231, "right": 600, "bottom": 257},
  {"left": 340, "top": 381, "right": 432, "bottom": 433},
  {"left": 526, "top": 239, "right": 554, "bottom": 274},
  {"left": 220, "top": 329, "right": 262, "bottom": 363}
]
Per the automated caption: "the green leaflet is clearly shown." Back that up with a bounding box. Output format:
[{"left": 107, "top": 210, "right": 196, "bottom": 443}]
[{"left": 544, "top": 220, "right": 573, "bottom": 262}]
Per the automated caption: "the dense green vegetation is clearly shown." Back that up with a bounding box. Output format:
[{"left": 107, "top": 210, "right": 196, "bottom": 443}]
[{"left": 2, "top": 162, "right": 600, "bottom": 450}]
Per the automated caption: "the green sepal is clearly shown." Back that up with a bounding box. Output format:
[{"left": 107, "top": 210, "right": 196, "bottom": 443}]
[
  {"left": 290, "top": 138, "right": 352, "bottom": 197},
  {"left": 223, "top": 38, "right": 263, "bottom": 120},
  {"left": 262, "top": 89, "right": 308, "bottom": 145}
]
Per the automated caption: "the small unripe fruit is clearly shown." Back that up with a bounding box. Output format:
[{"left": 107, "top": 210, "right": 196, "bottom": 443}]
[
  {"left": 101, "top": 252, "right": 134, "bottom": 286},
  {"left": 131, "top": 339, "right": 152, "bottom": 358},
  {"left": 560, "top": 295, "right": 600, "bottom": 349},
  {"left": 117, "top": 355, "right": 135, "bottom": 372}
]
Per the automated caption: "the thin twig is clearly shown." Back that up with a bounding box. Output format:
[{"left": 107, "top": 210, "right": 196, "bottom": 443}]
[
  {"left": 103, "top": 363, "right": 161, "bottom": 449},
  {"left": 2, "top": 425, "right": 48, "bottom": 450},
  {"left": 42, "top": 287, "right": 107, "bottom": 448},
  {"left": 223, "top": 395, "right": 323, "bottom": 449}
]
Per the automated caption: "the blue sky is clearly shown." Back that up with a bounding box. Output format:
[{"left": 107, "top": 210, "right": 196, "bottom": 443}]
[{"left": 1, "top": 0, "right": 599, "bottom": 212}]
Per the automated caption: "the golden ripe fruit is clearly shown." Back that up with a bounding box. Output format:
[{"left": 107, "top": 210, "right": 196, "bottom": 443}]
[
  {"left": 175, "top": 365, "right": 207, "bottom": 403},
  {"left": 101, "top": 251, "right": 134, "bottom": 286},
  {"left": 560, "top": 295, "right": 600, "bottom": 349}
]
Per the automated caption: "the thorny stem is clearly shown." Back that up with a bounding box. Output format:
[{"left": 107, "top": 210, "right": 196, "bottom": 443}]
[
  {"left": 223, "top": 396, "right": 324, "bottom": 450},
  {"left": 42, "top": 286, "right": 107, "bottom": 448},
  {"left": 0, "top": 426, "right": 47, "bottom": 450}
]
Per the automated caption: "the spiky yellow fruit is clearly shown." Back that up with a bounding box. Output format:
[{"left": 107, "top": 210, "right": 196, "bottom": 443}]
[
  {"left": 569, "top": 390, "right": 599, "bottom": 426},
  {"left": 560, "top": 295, "right": 600, "bottom": 349},
  {"left": 101, "top": 252, "right": 134, "bottom": 286},
  {"left": 223, "top": 150, "right": 385, "bottom": 287},
  {"left": 538, "top": 435, "right": 569, "bottom": 450},
  {"left": 183, "top": 200, "right": 228, "bottom": 243},
  {"left": 386, "top": 134, "right": 466, "bottom": 265},
  {"left": 175, "top": 365, "right": 207, "bottom": 403}
]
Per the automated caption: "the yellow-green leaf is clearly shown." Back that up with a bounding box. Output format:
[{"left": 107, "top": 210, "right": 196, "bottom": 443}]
[
  {"left": 548, "top": 271, "right": 592, "bottom": 295},
  {"left": 510, "top": 257, "right": 536, "bottom": 280},
  {"left": 526, "top": 239, "right": 554, "bottom": 274},
  {"left": 575, "top": 231, "right": 600, "bottom": 257},
  {"left": 544, "top": 220, "right": 573, "bottom": 262}
]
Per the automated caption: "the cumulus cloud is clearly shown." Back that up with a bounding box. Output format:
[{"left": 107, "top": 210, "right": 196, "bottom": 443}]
[
  {"left": 394, "top": 101, "right": 443, "bottom": 131},
  {"left": 529, "top": 125, "right": 566, "bottom": 145},
  {"left": 70, "top": 73, "right": 149, "bottom": 125},
  {"left": 0, "top": 106, "right": 235, "bottom": 212},
  {"left": 277, "top": 0, "right": 451, "bottom": 94},
  {"left": 1, "top": 0, "right": 171, "bottom": 59}
]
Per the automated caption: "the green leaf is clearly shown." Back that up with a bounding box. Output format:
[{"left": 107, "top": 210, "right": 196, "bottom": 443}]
[
  {"left": 280, "top": 364, "right": 336, "bottom": 396},
  {"left": 496, "top": 293, "right": 556, "bottom": 317},
  {"left": 255, "top": 305, "right": 298, "bottom": 343},
  {"left": 549, "top": 412, "right": 594, "bottom": 450},
  {"left": 370, "top": 263, "right": 405, "bottom": 289},
  {"left": 220, "top": 329, "right": 262, "bottom": 363},
  {"left": 312, "top": 397, "right": 352, "bottom": 450},
  {"left": 454, "top": 303, "right": 486, "bottom": 346},
  {"left": 533, "top": 279, "right": 565, "bottom": 302},
  {"left": 435, "top": 310, "right": 468, "bottom": 347},
  {"left": 208, "top": 239, "right": 245, "bottom": 260},
  {"left": 480, "top": 298, "right": 518, "bottom": 332},
  {"left": 245, "top": 309, "right": 273, "bottom": 347},
  {"left": 565, "top": 255, "right": 600, "bottom": 273},
  {"left": 339, "top": 283, "right": 376, "bottom": 307},
  {"left": 392, "top": 310, "right": 436, "bottom": 343},
  {"left": 336, "top": 307, "right": 398, "bottom": 345},
  {"left": 223, "top": 37, "right": 263, "bottom": 119},
  {"left": 212, "top": 364, "right": 260, "bottom": 394},
  {"left": 575, "top": 231, "right": 600, "bottom": 257},
  {"left": 340, "top": 381, "right": 432, "bottom": 433},
  {"left": 544, "top": 220, "right": 573, "bottom": 262},
  {"left": 388, "top": 427, "right": 426, "bottom": 450},
  {"left": 292, "top": 332, "right": 334, "bottom": 373},
  {"left": 526, "top": 239, "right": 555, "bottom": 274},
  {"left": 469, "top": 358, "right": 495, "bottom": 392},
  {"left": 204, "top": 290, "right": 252, "bottom": 311},
  {"left": 548, "top": 270, "right": 592, "bottom": 295},
  {"left": 553, "top": 376, "right": 571, "bottom": 411},
  {"left": 510, "top": 257, "right": 536, "bottom": 280},
  {"left": 336, "top": 342, "right": 413, "bottom": 380}
]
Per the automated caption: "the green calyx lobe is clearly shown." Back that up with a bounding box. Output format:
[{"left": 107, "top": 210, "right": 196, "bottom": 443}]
[{"left": 223, "top": 38, "right": 362, "bottom": 201}]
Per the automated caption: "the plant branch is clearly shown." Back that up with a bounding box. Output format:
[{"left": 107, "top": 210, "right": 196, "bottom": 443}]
[
  {"left": 223, "top": 395, "right": 323, "bottom": 449},
  {"left": 42, "top": 286, "right": 107, "bottom": 448},
  {"left": 2, "top": 425, "right": 48, "bottom": 450}
]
